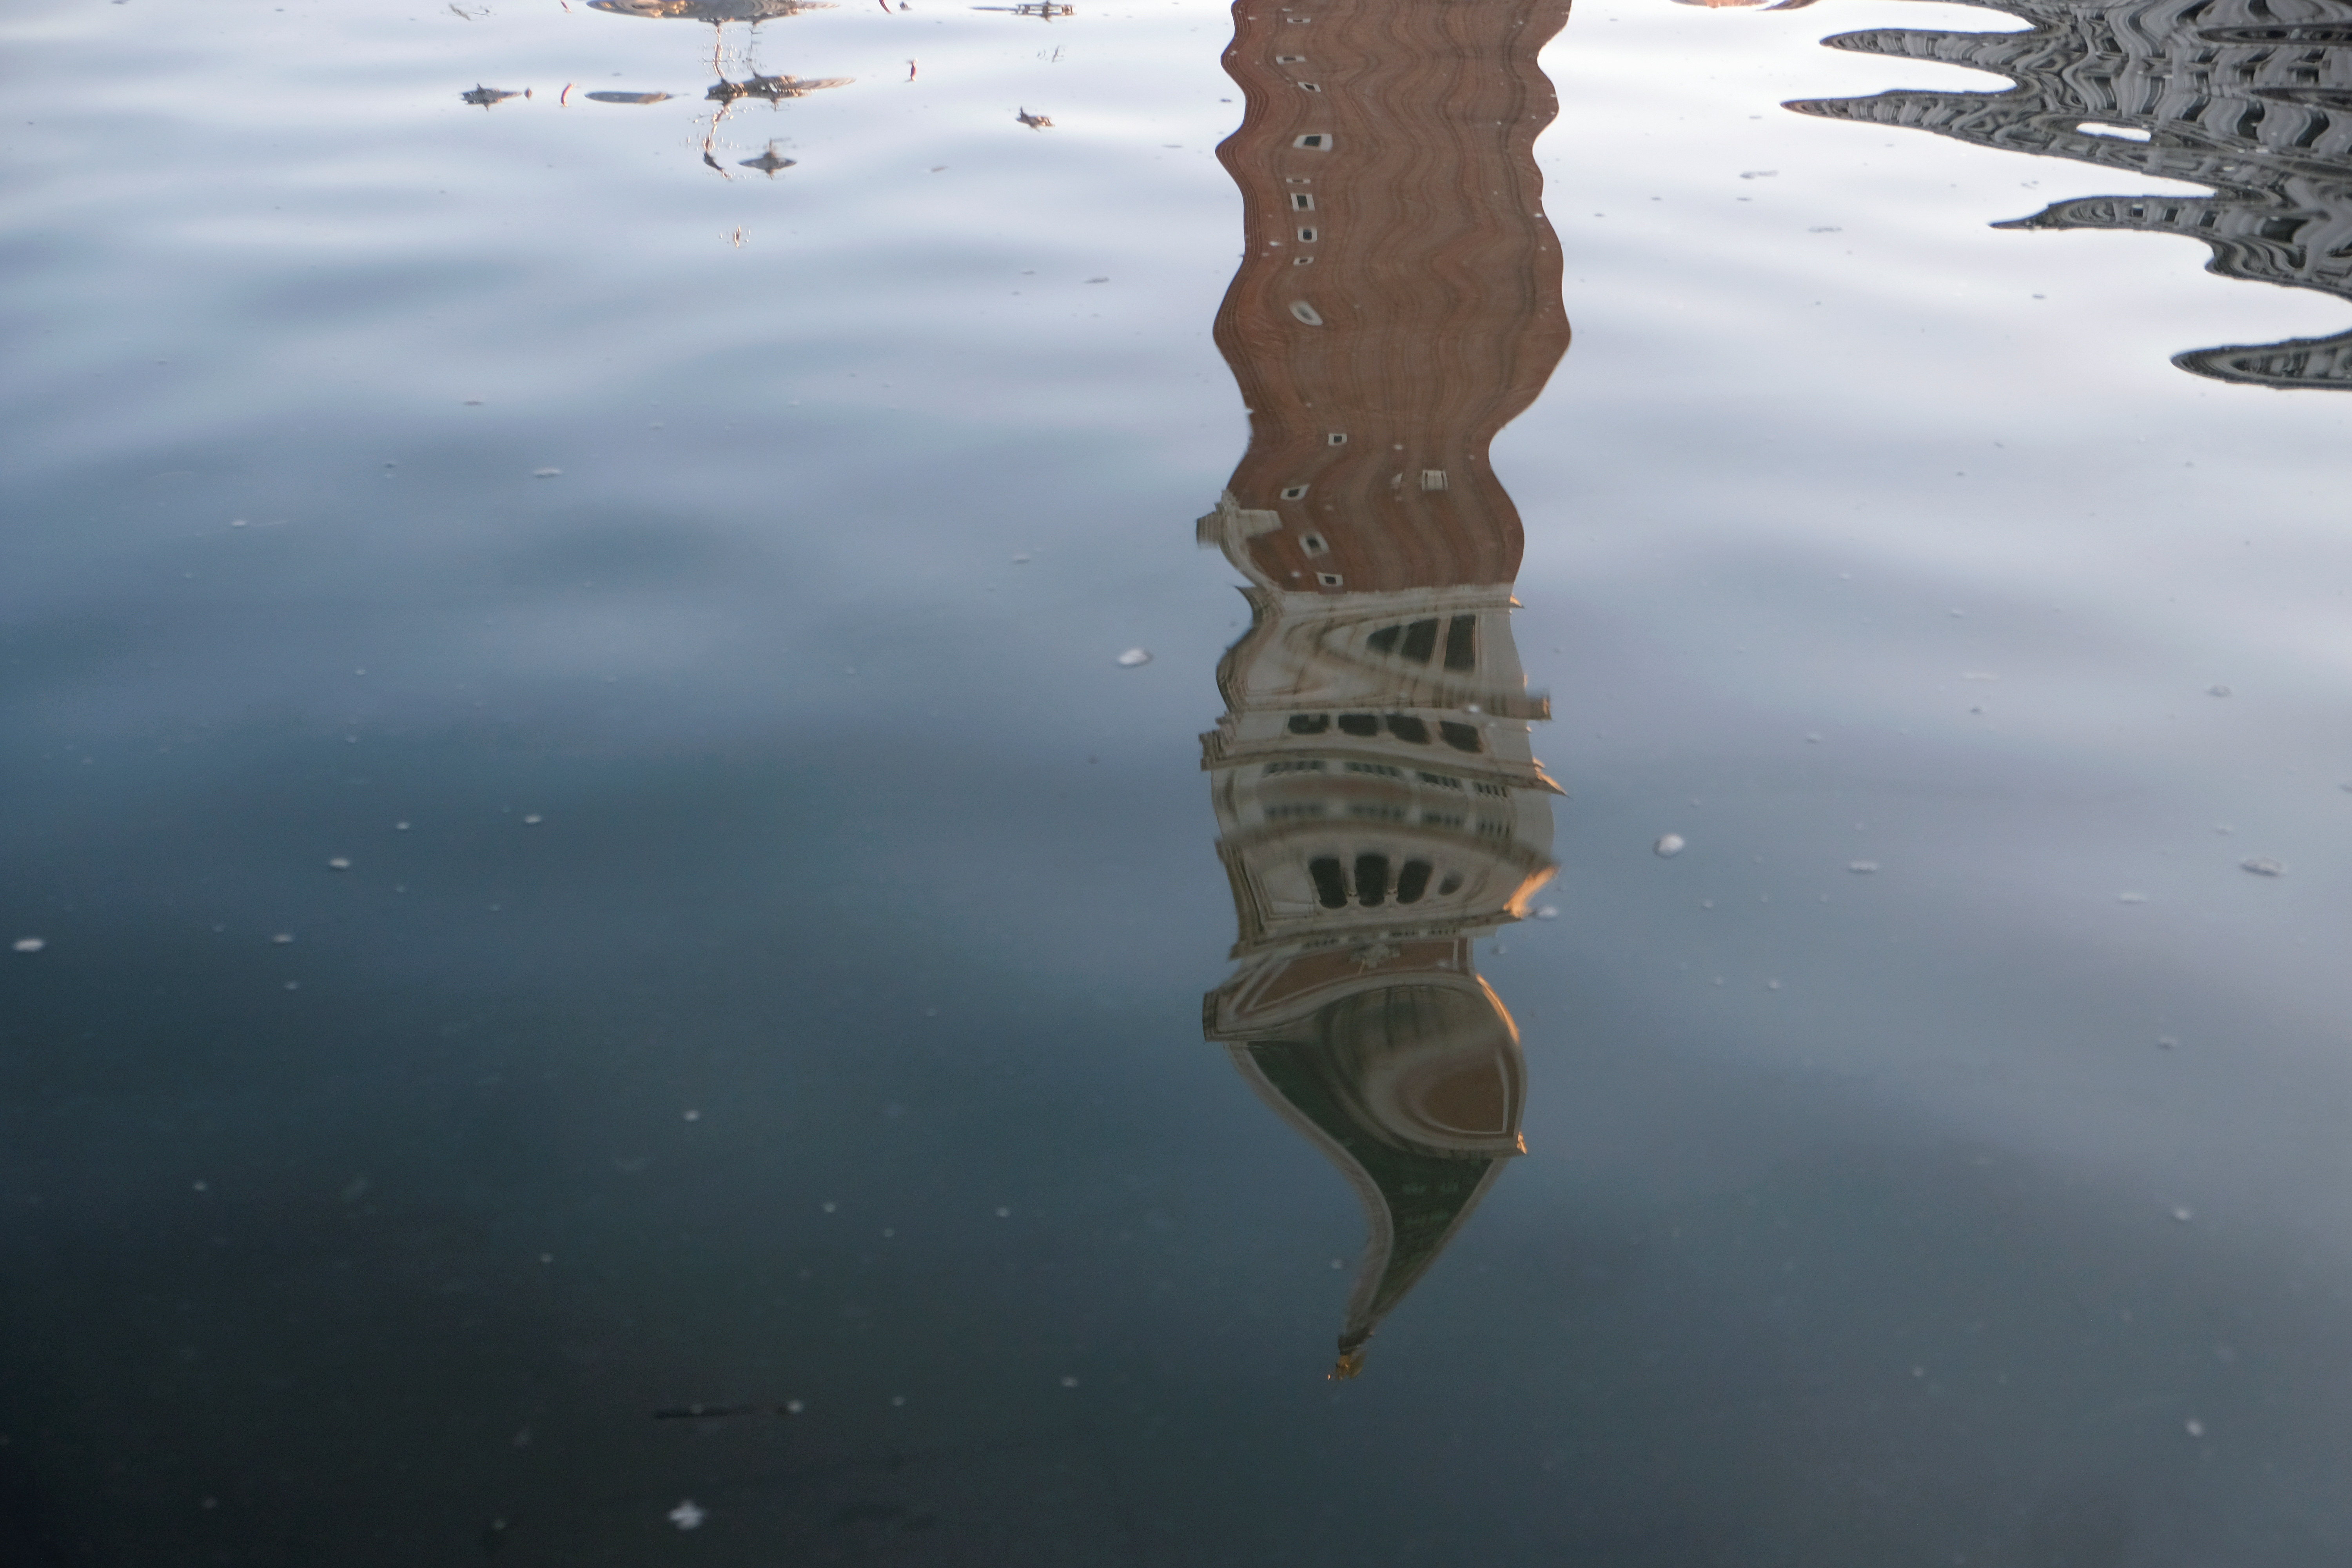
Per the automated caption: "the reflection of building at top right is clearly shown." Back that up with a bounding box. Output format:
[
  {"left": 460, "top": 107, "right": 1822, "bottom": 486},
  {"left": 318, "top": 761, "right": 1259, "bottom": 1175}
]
[{"left": 1789, "top": 0, "right": 2352, "bottom": 389}]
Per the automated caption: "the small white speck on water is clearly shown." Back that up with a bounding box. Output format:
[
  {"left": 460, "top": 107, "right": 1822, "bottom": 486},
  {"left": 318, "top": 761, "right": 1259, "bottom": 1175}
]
[
  {"left": 272, "top": 933, "right": 294, "bottom": 944},
  {"left": 1534, "top": 905, "right": 1559, "bottom": 920},
  {"left": 532, "top": 467, "right": 562, "bottom": 479},
  {"left": 2241, "top": 857, "right": 2285, "bottom": 877},
  {"left": 2173, "top": 1206, "right": 2194, "bottom": 1223},
  {"left": 682, "top": 1109, "right": 700, "bottom": 1122},
  {"left": 192, "top": 1180, "right": 208, "bottom": 1192},
  {"left": 1011, "top": 552, "right": 1032, "bottom": 564},
  {"left": 786, "top": 1399, "right": 805, "bottom": 1414},
  {"left": 284, "top": 981, "right": 300, "bottom": 991},
  {"left": 890, "top": 1396, "right": 906, "bottom": 1408},
  {"left": 1060, "top": 1374, "right": 1080, "bottom": 1387},
  {"left": 1847, "top": 860, "right": 1878, "bottom": 874},
  {"left": 995, "top": 1206, "right": 1011, "bottom": 1218},
  {"left": 395, "top": 821, "right": 410, "bottom": 831},
  {"left": 328, "top": 857, "right": 351, "bottom": 871},
  {"left": 1766, "top": 979, "right": 1782, "bottom": 991},
  {"left": 2117, "top": 892, "right": 2149, "bottom": 904},
  {"left": 1330, "top": 1257, "right": 1345, "bottom": 1270},
  {"left": 229, "top": 518, "right": 248, "bottom": 528},
  {"left": 2185, "top": 1418, "right": 2205, "bottom": 1437},
  {"left": 538, "top": 1252, "right": 554, "bottom": 1264},
  {"left": 11, "top": 938, "right": 44, "bottom": 953},
  {"left": 881, "top": 1228, "right": 895, "bottom": 1238},
  {"left": 1116, "top": 648, "right": 1153, "bottom": 667},
  {"left": 667, "top": 1500, "right": 706, "bottom": 1532},
  {"left": 822, "top": 1201, "right": 837, "bottom": 1213},
  {"left": 1654, "top": 834, "right": 1686, "bottom": 857},
  {"left": 522, "top": 814, "right": 543, "bottom": 825},
  {"left": 1700, "top": 899, "right": 1713, "bottom": 909}
]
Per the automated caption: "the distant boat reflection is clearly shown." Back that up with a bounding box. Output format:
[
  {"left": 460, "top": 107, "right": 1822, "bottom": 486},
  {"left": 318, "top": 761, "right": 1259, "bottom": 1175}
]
[
  {"left": 1196, "top": 0, "right": 1573, "bottom": 1377},
  {"left": 1788, "top": 0, "right": 2352, "bottom": 389}
]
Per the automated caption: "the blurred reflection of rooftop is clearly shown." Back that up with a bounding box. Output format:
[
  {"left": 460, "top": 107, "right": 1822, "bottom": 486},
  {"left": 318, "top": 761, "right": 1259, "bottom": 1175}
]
[
  {"left": 588, "top": 0, "right": 834, "bottom": 21},
  {"left": 1786, "top": 0, "right": 2352, "bottom": 389}
]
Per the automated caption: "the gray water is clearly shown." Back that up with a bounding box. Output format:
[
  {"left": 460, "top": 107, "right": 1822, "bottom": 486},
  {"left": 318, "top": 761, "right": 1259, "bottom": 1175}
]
[{"left": 7, "top": 0, "right": 2352, "bottom": 1560}]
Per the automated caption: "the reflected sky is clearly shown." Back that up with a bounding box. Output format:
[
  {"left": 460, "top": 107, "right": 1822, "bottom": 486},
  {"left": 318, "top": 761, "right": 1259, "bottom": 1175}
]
[{"left": 10, "top": 0, "right": 2352, "bottom": 1558}]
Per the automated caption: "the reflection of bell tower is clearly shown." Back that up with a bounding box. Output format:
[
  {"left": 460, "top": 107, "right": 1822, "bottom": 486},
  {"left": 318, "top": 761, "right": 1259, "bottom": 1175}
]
[{"left": 1199, "top": 0, "right": 1573, "bottom": 1378}]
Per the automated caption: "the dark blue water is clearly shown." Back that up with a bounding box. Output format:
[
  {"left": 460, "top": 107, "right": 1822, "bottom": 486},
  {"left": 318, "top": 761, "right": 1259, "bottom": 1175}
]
[{"left": 7, "top": 0, "right": 2352, "bottom": 1559}]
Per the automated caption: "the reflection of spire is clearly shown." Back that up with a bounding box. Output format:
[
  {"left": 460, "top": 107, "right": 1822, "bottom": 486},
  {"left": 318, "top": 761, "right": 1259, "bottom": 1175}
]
[
  {"left": 1786, "top": 0, "right": 2352, "bottom": 388},
  {"left": 1199, "top": 0, "right": 1572, "bottom": 1377}
]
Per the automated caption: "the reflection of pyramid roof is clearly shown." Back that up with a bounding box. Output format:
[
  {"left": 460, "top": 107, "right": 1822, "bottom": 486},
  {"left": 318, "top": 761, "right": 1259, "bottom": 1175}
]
[
  {"left": 1223, "top": 973, "right": 1524, "bottom": 1378},
  {"left": 1785, "top": 0, "right": 2352, "bottom": 388},
  {"left": 589, "top": 0, "right": 831, "bottom": 20}
]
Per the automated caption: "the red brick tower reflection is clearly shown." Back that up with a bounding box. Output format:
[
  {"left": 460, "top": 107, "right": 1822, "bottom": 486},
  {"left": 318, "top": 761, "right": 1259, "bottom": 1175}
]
[{"left": 1198, "top": 0, "right": 1573, "bottom": 1378}]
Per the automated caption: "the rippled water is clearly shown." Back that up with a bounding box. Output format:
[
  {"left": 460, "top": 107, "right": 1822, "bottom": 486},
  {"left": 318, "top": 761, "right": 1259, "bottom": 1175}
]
[{"left": 7, "top": 0, "right": 2352, "bottom": 1558}]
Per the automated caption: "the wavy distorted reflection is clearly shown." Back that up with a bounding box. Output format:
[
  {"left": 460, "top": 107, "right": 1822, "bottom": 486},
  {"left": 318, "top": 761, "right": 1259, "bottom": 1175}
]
[
  {"left": 1194, "top": 0, "right": 1573, "bottom": 1379},
  {"left": 1782, "top": 0, "right": 2352, "bottom": 388}
]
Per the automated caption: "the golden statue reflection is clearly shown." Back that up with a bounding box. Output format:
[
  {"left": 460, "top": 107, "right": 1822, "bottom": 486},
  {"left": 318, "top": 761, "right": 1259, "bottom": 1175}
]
[{"left": 1196, "top": 0, "right": 1574, "bottom": 1378}]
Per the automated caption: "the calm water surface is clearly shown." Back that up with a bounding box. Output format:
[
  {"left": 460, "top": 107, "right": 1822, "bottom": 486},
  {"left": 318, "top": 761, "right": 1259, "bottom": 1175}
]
[{"left": 7, "top": 0, "right": 2352, "bottom": 1558}]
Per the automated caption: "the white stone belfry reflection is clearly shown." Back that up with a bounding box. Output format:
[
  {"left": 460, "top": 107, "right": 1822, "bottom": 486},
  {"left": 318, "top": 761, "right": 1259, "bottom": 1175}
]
[{"left": 1198, "top": 0, "right": 1573, "bottom": 1378}]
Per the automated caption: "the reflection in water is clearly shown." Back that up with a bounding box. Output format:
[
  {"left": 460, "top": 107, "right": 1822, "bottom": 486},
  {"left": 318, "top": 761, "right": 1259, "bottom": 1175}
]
[
  {"left": 539, "top": 0, "right": 849, "bottom": 176},
  {"left": 1791, "top": 0, "right": 2352, "bottom": 388},
  {"left": 1196, "top": 0, "right": 1573, "bottom": 1377}
]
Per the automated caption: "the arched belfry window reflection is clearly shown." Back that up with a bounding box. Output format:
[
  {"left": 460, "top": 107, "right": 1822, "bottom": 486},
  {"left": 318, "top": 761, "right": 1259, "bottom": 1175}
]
[{"left": 1193, "top": 0, "right": 1573, "bottom": 1381}]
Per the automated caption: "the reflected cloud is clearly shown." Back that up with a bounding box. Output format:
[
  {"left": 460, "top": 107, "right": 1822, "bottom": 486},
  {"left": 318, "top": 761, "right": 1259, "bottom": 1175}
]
[
  {"left": 1196, "top": 0, "right": 1573, "bottom": 1377},
  {"left": 1788, "top": 0, "right": 2352, "bottom": 388}
]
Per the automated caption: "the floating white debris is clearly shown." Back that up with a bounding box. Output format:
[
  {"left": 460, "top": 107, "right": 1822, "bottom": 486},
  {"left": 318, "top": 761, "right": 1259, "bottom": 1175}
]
[
  {"left": 283, "top": 981, "right": 301, "bottom": 991},
  {"left": 1534, "top": 905, "right": 1559, "bottom": 920},
  {"left": 272, "top": 932, "right": 295, "bottom": 944},
  {"left": 229, "top": 518, "right": 249, "bottom": 528},
  {"left": 1847, "top": 860, "right": 1878, "bottom": 874},
  {"left": 1011, "top": 552, "right": 1031, "bottom": 564},
  {"left": 2241, "top": 857, "right": 2285, "bottom": 877},
  {"left": 328, "top": 857, "right": 351, "bottom": 871},
  {"left": 11, "top": 937, "right": 44, "bottom": 953},
  {"left": 2172, "top": 1206, "right": 2194, "bottom": 1223},
  {"left": 522, "top": 814, "right": 543, "bottom": 825},
  {"left": 2184, "top": 1417, "right": 2205, "bottom": 1437},
  {"left": 667, "top": 1500, "right": 706, "bottom": 1532},
  {"left": 682, "top": 1108, "right": 701, "bottom": 1122},
  {"left": 786, "top": 1399, "right": 805, "bottom": 1414},
  {"left": 995, "top": 1205, "right": 1010, "bottom": 1218},
  {"left": 822, "top": 1201, "right": 837, "bottom": 1213},
  {"left": 1115, "top": 648, "right": 1152, "bottom": 667},
  {"left": 532, "top": 467, "right": 562, "bottom": 479},
  {"left": 1653, "top": 834, "right": 1686, "bottom": 857},
  {"left": 395, "top": 821, "right": 410, "bottom": 831},
  {"left": 889, "top": 1395, "right": 906, "bottom": 1407}
]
